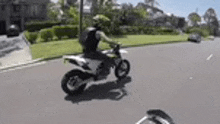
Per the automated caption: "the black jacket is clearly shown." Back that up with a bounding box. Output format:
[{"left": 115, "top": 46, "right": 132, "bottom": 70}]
[{"left": 80, "top": 27, "right": 101, "bottom": 53}]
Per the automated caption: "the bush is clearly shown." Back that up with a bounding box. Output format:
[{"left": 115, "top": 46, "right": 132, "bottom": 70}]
[
  {"left": 52, "top": 26, "right": 64, "bottom": 40},
  {"left": 52, "top": 25, "right": 78, "bottom": 39},
  {"left": 39, "top": 28, "right": 54, "bottom": 42},
  {"left": 65, "top": 25, "right": 78, "bottom": 38},
  {"left": 24, "top": 31, "right": 39, "bottom": 44},
  {"left": 107, "top": 26, "right": 180, "bottom": 36},
  {"left": 188, "top": 27, "right": 209, "bottom": 37},
  {"left": 158, "top": 28, "right": 179, "bottom": 35},
  {"left": 25, "top": 21, "right": 61, "bottom": 32}
]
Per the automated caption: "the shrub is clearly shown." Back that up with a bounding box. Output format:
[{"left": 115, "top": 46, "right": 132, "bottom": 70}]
[
  {"left": 25, "top": 21, "right": 61, "bottom": 32},
  {"left": 39, "top": 28, "right": 54, "bottom": 42},
  {"left": 119, "top": 26, "right": 179, "bottom": 35},
  {"left": 52, "top": 25, "right": 78, "bottom": 39},
  {"left": 24, "top": 31, "right": 39, "bottom": 44},
  {"left": 158, "top": 28, "right": 179, "bottom": 35},
  {"left": 52, "top": 26, "right": 65, "bottom": 40},
  {"left": 65, "top": 25, "right": 78, "bottom": 38},
  {"left": 188, "top": 27, "right": 209, "bottom": 37},
  {"left": 143, "top": 27, "right": 157, "bottom": 35}
]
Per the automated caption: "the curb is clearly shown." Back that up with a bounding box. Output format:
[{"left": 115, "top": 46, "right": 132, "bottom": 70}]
[{"left": 0, "top": 58, "right": 43, "bottom": 72}]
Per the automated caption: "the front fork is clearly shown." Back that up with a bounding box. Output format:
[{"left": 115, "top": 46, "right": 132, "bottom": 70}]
[{"left": 114, "top": 58, "right": 122, "bottom": 67}]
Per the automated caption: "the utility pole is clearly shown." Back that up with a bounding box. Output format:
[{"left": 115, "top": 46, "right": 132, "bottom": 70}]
[{"left": 79, "top": 0, "right": 84, "bottom": 39}]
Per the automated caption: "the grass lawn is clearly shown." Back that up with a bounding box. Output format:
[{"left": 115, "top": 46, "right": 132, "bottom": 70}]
[{"left": 31, "top": 35, "right": 188, "bottom": 60}]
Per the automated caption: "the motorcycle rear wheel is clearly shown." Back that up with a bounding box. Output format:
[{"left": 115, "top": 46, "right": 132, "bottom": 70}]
[
  {"left": 115, "top": 59, "right": 130, "bottom": 79},
  {"left": 61, "top": 70, "right": 88, "bottom": 96}
]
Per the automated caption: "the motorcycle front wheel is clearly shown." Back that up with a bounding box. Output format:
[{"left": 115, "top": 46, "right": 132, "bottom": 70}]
[
  {"left": 115, "top": 59, "right": 130, "bottom": 79},
  {"left": 61, "top": 70, "right": 88, "bottom": 96}
]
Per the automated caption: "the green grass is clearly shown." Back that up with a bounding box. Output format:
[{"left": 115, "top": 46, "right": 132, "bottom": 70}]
[
  {"left": 31, "top": 35, "right": 188, "bottom": 60},
  {"left": 31, "top": 39, "right": 82, "bottom": 60}
]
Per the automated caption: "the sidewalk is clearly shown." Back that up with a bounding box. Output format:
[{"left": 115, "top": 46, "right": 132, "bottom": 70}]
[
  {"left": 0, "top": 34, "right": 39, "bottom": 71},
  {"left": 0, "top": 46, "right": 32, "bottom": 69}
]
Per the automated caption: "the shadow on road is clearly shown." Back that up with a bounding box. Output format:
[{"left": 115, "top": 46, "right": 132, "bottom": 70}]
[
  {"left": 188, "top": 40, "right": 201, "bottom": 44},
  {"left": 64, "top": 76, "right": 132, "bottom": 104}
]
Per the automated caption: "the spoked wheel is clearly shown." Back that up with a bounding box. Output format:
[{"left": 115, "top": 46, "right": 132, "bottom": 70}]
[
  {"left": 61, "top": 70, "right": 88, "bottom": 96},
  {"left": 115, "top": 59, "right": 130, "bottom": 79}
]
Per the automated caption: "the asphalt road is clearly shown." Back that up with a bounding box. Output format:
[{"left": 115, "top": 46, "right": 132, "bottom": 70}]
[{"left": 1, "top": 38, "right": 220, "bottom": 124}]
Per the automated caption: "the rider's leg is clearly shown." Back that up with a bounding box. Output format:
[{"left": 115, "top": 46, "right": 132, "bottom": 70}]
[
  {"left": 83, "top": 51, "right": 113, "bottom": 75},
  {"left": 93, "top": 51, "right": 113, "bottom": 75}
]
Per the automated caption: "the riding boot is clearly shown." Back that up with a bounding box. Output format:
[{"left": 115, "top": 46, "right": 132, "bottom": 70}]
[{"left": 99, "top": 62, "right": 111, "bottom": 76}]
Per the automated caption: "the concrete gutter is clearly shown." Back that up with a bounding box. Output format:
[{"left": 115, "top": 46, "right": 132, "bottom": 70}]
[{"left": 0, "top": 58, "right": 43, "bottom": 72}]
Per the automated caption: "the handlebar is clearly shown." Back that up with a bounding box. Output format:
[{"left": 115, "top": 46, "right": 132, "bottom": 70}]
[{"left": 109, "top": 42, "right": 121, "bottom": 48}]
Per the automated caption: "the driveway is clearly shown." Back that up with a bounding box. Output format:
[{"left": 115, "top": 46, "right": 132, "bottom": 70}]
[{"left": 0, "top": 33, "right": 32, "bottom": 69}]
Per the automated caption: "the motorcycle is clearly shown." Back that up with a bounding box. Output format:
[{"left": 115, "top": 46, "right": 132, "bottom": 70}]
[{"left": 61, "top": 44, "right": 130, "bottom": 96}]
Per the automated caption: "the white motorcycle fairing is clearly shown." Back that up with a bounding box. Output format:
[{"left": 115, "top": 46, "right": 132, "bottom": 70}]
[
  {"left": 63, "top": 55, "right": 102, "bottom": 74},
  {"left": 63, "top": 49, "right": 128, "bottom": 75},
  {"left": 102, "top": 49, "right": 128, "bottom": 54}
]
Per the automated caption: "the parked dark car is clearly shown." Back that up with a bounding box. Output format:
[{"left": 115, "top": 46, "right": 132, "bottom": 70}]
[
  {"left": 188, "top": 33, "right": 201, "bottom": 43},
  {"left": 7, "top": 24, "right": 20, "bottom": 37}
]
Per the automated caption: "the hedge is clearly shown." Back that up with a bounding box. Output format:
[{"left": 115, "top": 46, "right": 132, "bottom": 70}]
[
  {"left": 39, "top": 28, "right": 54, "bottom": 42},
  {"left": 119, "top": 26, "right": 179, "bottom": 35},
  {"left": 52, "top": 25, "right": 78, "bottom": 40},
  {"left": 187, "top": 27, "right": 210, "bottom": 37},
  {"left": 25, "top": 21, "right": 61, "bottom": 32},
  {"left": 24, "top": 31, "right": 39, "bottom": 44}
]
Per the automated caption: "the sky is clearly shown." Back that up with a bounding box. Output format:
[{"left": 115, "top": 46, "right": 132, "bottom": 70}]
[{"left": 51, "top": 0, "right": 220, "bottom": 19}]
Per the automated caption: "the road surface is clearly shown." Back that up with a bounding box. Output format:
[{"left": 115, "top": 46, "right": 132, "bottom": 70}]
[{"left": 1, "top": 38, "right": 220, "bottom": 124}]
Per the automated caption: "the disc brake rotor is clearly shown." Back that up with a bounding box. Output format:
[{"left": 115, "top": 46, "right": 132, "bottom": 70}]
[
  {"left": 67, "top": 76, "right": 81, "bottom": 90},
  {"left": 118, "top": 63, "right": 127, "bottom": 75}
]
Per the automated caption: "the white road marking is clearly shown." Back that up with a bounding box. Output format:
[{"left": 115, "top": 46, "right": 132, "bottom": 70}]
[
  {"left": 207, "top": 54, "right": 213, "bottom": 61},
  {"left": 136, "top": 116, "right": 148, "bottom": 124},
  {"left": 0, "top": 61, "right": 46, "bottom": 74}
]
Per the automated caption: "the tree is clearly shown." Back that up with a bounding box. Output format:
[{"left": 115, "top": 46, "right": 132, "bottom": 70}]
[
  {"left": 66, "top": 6, "right": 79, "bottom": 24},
  {"left": 133, "top": 6, "right": 148, "bottom": 19},
  {"left": 204, "top": 8, "right": 219, "bottom": 35},
  {"left": 204, "top": 8, "right": 217, "bottom": 24},
  {"left": 119, "top": 3, "right": 148, "bottom": 26},
  {"left": 86, "top": 0, "right": 115, "bottom": 15},
  {"left": 188, "top": 12, "right": 201, "bottom": 27},
  {"left": 47, "top": 2, "right": 62, "bottom": 21},
  {"left": 144, "top": 0, "right": 160, "bottom": 8},
  {"left": 58, "top": 0, "right": 65, "bottom": 11},
  {"left": 48, "top": 8, "right": 60, "bottom": 21}
]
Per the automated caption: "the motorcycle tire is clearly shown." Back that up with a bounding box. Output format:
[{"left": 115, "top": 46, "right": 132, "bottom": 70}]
[
  {"left": 115, "top": 59, "right": 130, "bottom": 79},
  {"left": 61, "top": 70, "right": 88, "bottom": 96}
]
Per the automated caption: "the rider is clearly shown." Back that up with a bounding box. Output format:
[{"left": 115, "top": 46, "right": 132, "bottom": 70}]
[{"left": 79, "top": 15, "right": 119, "bottom": 76}]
